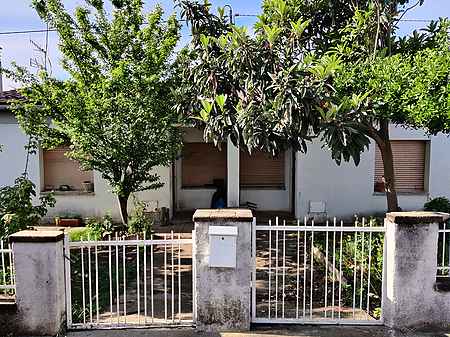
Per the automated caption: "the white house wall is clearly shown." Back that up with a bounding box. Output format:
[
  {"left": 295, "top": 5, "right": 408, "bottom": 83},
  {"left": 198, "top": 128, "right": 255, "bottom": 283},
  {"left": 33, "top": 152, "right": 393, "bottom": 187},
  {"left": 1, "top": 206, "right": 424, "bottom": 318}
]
[
  {"left": 295, "top": 125, "right": 446, "bottom": 220},
  {"left": 0, "top": 114, "right": 40, "bottom": 189},
  {"left": 42, "top": 165, "right": 172, "bottom": 223},
  {"left": 0, "top": 114, "right": 172, "bottom": 223}
]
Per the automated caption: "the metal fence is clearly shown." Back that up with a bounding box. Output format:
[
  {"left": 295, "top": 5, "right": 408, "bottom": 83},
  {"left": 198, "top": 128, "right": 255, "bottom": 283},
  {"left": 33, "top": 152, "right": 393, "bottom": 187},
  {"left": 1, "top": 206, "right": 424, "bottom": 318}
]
[
  {"left": 0, "top": 239, "right": 15, "bottom": 298},
  {"left": 437, "top": 222, "right": 450, "bottom": 278},
  {"left": 65, "top": 232, "right": 194, "bottom": 330},
  {"left": 251, "top": 217, "right": 386, "bottom": 325}
]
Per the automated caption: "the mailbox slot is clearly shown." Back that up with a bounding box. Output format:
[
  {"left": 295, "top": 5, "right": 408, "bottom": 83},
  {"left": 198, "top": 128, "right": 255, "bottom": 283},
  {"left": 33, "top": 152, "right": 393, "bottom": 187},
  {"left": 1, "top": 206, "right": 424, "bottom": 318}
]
[{"left": 208, "top": 226, "right": 238, "bottom": 268}]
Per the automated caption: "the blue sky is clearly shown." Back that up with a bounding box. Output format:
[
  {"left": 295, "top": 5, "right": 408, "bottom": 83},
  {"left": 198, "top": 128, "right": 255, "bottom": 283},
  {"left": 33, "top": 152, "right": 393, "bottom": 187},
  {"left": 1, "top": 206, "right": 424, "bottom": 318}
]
[{"left": 1, "top": 0, "right": 449, "bottom": 90}]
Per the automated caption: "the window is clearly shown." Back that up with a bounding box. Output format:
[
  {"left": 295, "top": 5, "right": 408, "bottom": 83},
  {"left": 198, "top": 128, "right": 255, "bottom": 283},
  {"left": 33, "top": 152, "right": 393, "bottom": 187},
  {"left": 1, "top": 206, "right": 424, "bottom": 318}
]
[
  {"left": 240, "top": 150, "right": 285, "bottom": 189},
  {"left": 374, "top": 140, "right": 426, "bottom": 193},
  {"left": 43, "top": 147, "right": 94, "bottom": 192},
  {"left": 181, "top": 143, "right": 227, "bottom": 188}
]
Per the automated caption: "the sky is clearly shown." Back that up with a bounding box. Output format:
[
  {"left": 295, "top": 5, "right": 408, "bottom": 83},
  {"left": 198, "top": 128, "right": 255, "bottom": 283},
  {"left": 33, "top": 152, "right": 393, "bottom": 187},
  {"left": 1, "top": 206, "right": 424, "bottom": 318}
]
[{"left": 0, "top": 0, "right": 449, "bottom": 90}]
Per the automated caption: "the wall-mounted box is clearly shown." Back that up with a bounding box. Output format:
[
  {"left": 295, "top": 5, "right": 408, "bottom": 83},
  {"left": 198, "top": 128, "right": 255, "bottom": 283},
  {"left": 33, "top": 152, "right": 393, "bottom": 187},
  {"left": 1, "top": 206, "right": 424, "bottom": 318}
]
[{"left": 208, "top": 226, "right": 238, "bottom": 268}]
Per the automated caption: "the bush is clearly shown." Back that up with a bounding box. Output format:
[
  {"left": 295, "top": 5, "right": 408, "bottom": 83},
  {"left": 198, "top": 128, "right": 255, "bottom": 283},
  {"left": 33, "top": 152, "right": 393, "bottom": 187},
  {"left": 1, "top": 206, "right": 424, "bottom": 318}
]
[
  {"left": 85, "top": 214, "right": 114, "bottom": 240},
  {"left": 128, "top": 196, "right": 153, "bottom": 236},
  {"left": 0, "top": 176, "right": 55, "bottom": 239},
  {"left": 424, "top": 197, "right": 450, "bottom": 213}
]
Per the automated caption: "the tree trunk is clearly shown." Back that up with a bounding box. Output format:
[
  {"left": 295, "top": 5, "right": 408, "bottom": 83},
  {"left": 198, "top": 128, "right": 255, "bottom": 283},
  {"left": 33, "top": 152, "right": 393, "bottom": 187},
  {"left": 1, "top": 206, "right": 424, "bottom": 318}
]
[
  {"left": 378, "top": 140, "right": 400, "bottom": 212},
  {"left": 118, "top": 194, "right": 130, "bottom": 225},
  {"left": 371, "top": 120, "right": 400, "bottom": 212}
]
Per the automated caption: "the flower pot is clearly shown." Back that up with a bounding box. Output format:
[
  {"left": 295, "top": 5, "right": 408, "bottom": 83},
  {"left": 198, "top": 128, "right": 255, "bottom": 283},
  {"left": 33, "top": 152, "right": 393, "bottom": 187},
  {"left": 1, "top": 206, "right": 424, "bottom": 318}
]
[
  {"left": 82, "top": 181, "right": 94, "bottom": 193},
  {"left": 55, "top": 218, "right": 82, "bottom": 227}
]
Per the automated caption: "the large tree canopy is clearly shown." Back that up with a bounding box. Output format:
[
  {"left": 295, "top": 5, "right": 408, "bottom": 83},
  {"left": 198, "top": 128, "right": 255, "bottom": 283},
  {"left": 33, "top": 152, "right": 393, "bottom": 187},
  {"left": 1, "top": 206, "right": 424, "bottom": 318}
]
[
  {"left": 8, "top": 0, "right": 182, "bottom": 224},
  {"left": 178, "top": 0, "right": 450, "bottom": 212}
]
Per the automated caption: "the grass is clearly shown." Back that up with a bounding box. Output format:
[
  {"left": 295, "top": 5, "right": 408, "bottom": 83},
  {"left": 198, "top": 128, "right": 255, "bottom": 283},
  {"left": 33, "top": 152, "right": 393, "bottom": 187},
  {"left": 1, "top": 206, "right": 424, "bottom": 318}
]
[{"left": 69, "top": 227, "right": 93, "bottom": 242}]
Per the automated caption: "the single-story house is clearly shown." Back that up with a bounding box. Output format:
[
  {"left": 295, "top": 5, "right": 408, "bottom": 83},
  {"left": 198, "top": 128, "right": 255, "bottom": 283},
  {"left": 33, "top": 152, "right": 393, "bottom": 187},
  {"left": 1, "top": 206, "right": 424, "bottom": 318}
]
[{"left": 1, "top": 89, "right": 450, "bottom": 222}]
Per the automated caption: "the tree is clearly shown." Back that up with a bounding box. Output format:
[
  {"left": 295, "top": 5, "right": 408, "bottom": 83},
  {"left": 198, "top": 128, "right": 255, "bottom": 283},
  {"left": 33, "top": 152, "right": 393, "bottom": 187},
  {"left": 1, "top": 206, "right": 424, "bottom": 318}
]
[
  {"left": 178, "top": 0, "right": 450, "bottom": 212},
  {"left": 8, "top": 0, "right": 182, "bottom": 224},
  {"left": 324, "top": 3, "right": 450, "bottom": 211}
]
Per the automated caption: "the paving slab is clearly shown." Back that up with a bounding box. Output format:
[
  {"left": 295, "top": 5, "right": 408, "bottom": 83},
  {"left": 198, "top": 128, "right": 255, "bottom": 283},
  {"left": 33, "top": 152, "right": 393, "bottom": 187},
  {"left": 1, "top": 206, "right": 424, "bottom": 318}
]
[{"left": 64, "top": 325, "right": 450, "bottom": 337}]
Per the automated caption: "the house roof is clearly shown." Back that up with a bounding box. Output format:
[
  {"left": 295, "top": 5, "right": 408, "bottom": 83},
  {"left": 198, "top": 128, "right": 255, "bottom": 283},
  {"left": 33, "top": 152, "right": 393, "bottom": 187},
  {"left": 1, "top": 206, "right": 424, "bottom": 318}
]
[
  {"left": 0, "top": 89, "right": 23, "bottom": 105},
  {"left": 0, "top": 89, "right": 24, "bottom": 113}
]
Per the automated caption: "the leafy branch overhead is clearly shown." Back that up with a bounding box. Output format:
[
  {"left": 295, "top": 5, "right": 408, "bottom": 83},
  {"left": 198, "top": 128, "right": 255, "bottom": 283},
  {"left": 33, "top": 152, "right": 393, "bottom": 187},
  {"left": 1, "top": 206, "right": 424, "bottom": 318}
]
[
  {"left": 176, "top": 0, "right": 343, "bottom": 156},
  {"left": 7, "top": 0, "right": 183, "bottom": 225}
]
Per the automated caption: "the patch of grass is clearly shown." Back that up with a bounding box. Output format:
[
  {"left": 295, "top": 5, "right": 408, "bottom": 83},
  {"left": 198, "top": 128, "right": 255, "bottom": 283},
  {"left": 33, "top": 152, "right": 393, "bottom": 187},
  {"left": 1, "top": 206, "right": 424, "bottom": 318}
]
[{"left": 69, "top": 227, "right": 92, "bottom": 242}]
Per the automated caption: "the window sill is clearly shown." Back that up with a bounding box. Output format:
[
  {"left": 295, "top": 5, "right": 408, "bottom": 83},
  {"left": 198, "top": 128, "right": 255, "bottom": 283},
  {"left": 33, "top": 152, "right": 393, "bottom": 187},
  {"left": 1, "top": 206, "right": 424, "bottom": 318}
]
[
  {"left": 41, "top": 191, "right": 95, "bottom": 196},
  {"left": 240, "top": 186, "right": 286, "bottom": 190},
  {"left": 181, "top": 186, "right": 217, "bottom": 190},
  {"left": 372, "top": 191, "right": 428, "bottom": 196}
]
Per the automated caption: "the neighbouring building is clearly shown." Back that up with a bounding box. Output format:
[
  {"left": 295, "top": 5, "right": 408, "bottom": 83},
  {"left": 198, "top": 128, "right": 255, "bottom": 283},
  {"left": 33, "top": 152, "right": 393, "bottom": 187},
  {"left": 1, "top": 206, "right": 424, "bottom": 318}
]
[{"left": 1, "top": 89, "right": 449, "bottom": 222}]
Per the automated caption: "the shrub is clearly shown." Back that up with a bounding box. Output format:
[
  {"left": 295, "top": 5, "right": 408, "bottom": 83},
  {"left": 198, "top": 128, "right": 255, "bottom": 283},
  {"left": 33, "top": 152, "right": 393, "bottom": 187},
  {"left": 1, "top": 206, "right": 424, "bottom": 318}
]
[
  {"left": 128, "top": 196, "right": 153, "bottom": 236},
  {"left": 85, "top": 214, "right": 114, "bottom": 240},
  {"left": 0, "top": 176, "right": 55, "bottom": 239},
  {"left": 424, "top": 197, "right": 450, "bottom": 213}
]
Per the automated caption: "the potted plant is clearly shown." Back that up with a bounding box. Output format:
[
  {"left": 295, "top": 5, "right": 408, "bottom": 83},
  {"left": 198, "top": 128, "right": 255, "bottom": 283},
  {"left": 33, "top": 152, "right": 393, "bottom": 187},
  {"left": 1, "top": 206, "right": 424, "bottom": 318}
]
[
  {"left": 82, "top": 181, "right": 94, "bottom": 193},
  {"left": 55, "top": 213, "right": 82, "bottom": 227}
]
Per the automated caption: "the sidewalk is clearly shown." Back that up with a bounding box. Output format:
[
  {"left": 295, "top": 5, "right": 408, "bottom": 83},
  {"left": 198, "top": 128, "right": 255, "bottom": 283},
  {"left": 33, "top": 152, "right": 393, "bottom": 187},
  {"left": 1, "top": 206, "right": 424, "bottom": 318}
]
[{"left": 65, "top": 325, "right": 450, "bottom": 337}]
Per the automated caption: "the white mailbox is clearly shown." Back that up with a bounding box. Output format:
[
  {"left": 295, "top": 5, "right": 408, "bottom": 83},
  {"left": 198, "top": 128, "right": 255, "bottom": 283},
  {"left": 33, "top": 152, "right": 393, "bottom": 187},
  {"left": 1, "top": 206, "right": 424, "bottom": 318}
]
[{"left": 208, "top": 226, "right": 238, "bottom": 268}]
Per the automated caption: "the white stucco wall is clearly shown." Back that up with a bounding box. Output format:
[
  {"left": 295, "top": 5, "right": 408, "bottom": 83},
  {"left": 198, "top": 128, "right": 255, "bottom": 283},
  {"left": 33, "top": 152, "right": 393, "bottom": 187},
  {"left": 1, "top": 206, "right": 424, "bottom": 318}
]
[
  {"left": 0, "top": 114, "right": 40, "bottom": 188},
  {"left": 295, "top": 125, "right": 450, "bottom": 220},
  {"left": 0, "top": 114, "right": 172, "bottom": 223},
  {"left": 42, "top": 165, "right": 171, "bottom": 222},
  {"left": 3, "top": 116, "right": 450, "bottom": 222}
]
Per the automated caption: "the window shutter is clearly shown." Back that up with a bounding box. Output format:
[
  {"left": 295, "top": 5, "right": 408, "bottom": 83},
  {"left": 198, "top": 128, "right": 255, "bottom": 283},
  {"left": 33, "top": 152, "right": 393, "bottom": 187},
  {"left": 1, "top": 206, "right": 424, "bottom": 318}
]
[
  {"left": 43, "top": 147, "right": 94, "bottom": 191},
  {"left": 240, "top": 150, "right": 285, "bottom": 189},
  {"left": 374, "top": 140, "right": 426, "bottom": 193},
  {"left": 181, "top": 143, "right": 227, "bottom": 188}
]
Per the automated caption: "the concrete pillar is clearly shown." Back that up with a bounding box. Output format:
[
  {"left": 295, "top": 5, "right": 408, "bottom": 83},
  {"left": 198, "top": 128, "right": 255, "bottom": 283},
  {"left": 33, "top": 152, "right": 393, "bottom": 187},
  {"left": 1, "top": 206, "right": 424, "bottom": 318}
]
[
  {"left": 10, "top": 230, "right": 66, "bottom": 336},
  {"left": 383, "top": 211, "right": 450, "bottom": 329},
  {"left": 193, "top": 209, "right": 253, "bottom": 331},
  {"left": 227, "top": 136, "right": 240, "bottom": 207}
]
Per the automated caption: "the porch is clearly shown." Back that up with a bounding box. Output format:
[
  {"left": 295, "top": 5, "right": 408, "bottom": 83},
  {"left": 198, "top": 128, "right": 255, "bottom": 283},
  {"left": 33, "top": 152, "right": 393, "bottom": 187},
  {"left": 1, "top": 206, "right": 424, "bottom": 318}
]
[{"left": 173, "top": 128, "right": 295, "bottom": 215}]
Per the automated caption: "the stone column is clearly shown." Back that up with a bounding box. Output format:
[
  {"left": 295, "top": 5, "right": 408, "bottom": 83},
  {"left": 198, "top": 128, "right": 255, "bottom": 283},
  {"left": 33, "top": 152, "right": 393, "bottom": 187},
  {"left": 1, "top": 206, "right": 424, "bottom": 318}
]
[
  {"left": 227, "top": 136, "right": 240, "bottom": 208},
  {"left": 10, "top": 230, "right": 66, "bottom": 336},
  {"left": 383, "top": 211, "right": 450, "bottom": 329},
  {"left": 193, "top": 209, "right": 253, "bottom": 331}
]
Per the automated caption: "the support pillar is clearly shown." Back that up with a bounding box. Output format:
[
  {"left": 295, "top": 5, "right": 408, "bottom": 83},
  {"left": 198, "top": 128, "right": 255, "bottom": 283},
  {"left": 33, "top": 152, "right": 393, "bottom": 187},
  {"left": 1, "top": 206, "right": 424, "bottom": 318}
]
[
  {"left": 10, "top": 230, "right": 66, "bottom": 336},
  {"left": 383, "top": 211, "right": 450, "bottom": 329},
  {"left": 193, "top": 209, "right": 253, "bottom": 331}
]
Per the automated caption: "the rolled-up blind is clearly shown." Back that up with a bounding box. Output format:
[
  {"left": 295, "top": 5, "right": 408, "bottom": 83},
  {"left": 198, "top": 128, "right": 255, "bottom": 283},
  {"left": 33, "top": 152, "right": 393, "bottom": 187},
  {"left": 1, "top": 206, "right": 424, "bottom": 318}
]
[
  {"left": 374, "top": 140, "right": 426, "bottom": 193},
  {"left": 240, "top": 150, "right": 285, "bottom": 188},
  {"left": 181, "top": 143, "right": 227, "bottom": 188},
  {"left": 43, "top": 147, "right": 94, "bottom": 191}
]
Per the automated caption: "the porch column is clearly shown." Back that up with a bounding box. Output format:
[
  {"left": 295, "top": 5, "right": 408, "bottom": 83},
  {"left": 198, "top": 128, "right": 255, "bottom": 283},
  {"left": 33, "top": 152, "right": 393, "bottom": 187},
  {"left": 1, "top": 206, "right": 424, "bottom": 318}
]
[{"left": 227, "top": 136, "right": 240, "bottom": 207}]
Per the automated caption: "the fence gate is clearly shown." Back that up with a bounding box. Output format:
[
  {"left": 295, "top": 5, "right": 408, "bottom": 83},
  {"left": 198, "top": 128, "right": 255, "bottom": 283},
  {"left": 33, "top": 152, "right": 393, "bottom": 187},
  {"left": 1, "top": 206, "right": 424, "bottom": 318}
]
[
  {"left": 64, "top": 231, "right": 195, "bottom": 330},
  {"left": 251, "top": 217, "right": 386, "bottom": 325}
]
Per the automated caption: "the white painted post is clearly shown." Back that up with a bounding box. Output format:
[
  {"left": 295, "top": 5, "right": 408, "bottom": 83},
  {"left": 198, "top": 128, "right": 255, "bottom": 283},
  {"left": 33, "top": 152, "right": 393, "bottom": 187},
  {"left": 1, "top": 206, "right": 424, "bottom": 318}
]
[
  {"left": 10, "top": 230, "right": 66, "bottom": 336},
  {"left": 193, "top": 209, "right": 253, "bottom": 331},
  {"left": 227, "top": 136, "right": 240, "bottom": 207},
  {"left": 383, "top": 211, "right": 450, "bottom": 329}
]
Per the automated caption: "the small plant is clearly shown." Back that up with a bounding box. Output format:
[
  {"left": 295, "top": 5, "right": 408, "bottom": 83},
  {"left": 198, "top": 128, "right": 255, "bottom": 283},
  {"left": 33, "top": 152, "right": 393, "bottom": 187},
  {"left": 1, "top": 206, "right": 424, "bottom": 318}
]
[
  {"left": 86, "top": 214, "right": 114, "bottom": 240},
  {"left": 424, "top": 197, "right": 450, "bottom": 213},
  {"left": 128, "top": 196, "right": 153, "bottom": 236},
  {"left": 0, "top": 176, "right": 55, "bottom": 239}
]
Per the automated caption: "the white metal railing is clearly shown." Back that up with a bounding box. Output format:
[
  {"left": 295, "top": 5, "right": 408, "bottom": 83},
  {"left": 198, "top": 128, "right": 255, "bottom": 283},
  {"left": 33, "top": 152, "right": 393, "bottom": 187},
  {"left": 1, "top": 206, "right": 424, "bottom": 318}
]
[
  {"left": 437, "top": 225, "right": 450, "bottom": 278},
  {"left": 252, "top": 217, "right": 385, "bottom": 325},
  {"left": 65, "top": 231, "right": 194, "bottom": 330},
  {"left": 0, "top": 239, "right": 15, "bottom": 297}
]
